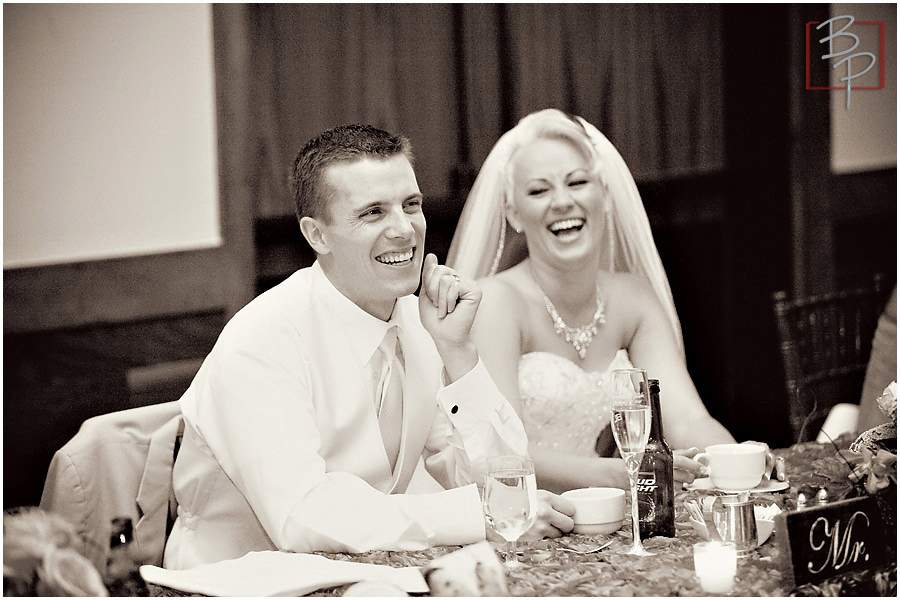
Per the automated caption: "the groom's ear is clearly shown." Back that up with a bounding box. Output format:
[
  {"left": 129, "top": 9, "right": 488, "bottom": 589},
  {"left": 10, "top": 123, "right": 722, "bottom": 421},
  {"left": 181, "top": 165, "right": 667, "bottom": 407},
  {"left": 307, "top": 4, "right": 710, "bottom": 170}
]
[{"left": 299, "top": 216, "right": 331, "bottom": 255}]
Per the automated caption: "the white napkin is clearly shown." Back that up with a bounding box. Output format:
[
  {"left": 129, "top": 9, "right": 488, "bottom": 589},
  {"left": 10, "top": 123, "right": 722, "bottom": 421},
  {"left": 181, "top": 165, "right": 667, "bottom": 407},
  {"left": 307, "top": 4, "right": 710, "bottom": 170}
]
[
  {"left": 140, "top": 551, "right": 429, "bottom": 597},
  {"left": 753, "top": 503, "right": 782, "bottom": 520}
]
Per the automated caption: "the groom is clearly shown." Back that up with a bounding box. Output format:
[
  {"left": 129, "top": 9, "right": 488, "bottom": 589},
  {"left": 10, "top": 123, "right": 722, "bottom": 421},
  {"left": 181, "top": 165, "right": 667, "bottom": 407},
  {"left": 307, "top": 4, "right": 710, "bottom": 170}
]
[{"left": 163, "top": 123, "right": 574, "bottom": 569}]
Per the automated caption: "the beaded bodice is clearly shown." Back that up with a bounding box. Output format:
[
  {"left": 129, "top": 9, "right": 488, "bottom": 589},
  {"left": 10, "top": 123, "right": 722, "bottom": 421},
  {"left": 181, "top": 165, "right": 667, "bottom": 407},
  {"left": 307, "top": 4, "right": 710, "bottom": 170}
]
[{"left": 518, "top": 349, "right": 634, "bottom": 457}]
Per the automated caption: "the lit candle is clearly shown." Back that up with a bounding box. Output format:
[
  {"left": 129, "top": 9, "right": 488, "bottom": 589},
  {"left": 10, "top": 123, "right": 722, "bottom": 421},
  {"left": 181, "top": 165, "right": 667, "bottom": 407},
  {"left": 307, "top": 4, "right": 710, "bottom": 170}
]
[{"left": 693, "top": 541, "right": 737, "bottom": 593}]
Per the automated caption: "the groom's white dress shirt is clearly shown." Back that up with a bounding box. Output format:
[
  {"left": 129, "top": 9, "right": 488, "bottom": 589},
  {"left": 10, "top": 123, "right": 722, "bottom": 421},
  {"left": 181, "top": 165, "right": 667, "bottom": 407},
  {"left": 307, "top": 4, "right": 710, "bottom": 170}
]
[{"left": 164, "top": 262, "right": 527, "bottom": 569}]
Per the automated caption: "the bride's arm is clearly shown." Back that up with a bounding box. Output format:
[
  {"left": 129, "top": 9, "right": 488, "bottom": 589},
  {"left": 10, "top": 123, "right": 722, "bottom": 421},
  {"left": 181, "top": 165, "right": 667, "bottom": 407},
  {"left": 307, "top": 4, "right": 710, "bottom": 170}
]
[
  {"left": 532, "top": 450, "right": 629, "bottom": 494},
  {"left": 469, "top": 277, "right": 525, "bottom": 413},
  {"left": 620, "top": 275, "right": 736, "bottom": 451},
  {"left": 472, "top": 277, "right": 629, "bottom": 493}
]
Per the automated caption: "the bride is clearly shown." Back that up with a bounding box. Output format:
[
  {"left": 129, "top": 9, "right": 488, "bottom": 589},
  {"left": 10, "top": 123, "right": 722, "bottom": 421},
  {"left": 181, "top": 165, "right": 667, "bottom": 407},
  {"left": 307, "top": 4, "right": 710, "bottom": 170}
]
[{"left": 447, "top": 109, "right": 737, "bottom": 493}]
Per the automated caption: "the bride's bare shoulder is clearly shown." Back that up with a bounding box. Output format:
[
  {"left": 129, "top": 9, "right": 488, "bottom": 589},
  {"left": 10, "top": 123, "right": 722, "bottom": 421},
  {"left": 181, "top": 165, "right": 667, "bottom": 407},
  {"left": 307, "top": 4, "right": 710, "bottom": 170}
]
[
  {"left": 477, "top": 265, "right": 534, "bottom": 310},
  {"left": 602, "top": 272, "right": 662, "bottom": 318},
  {"left": 603, "top": 270, "right": 655, "bottom": 297}
]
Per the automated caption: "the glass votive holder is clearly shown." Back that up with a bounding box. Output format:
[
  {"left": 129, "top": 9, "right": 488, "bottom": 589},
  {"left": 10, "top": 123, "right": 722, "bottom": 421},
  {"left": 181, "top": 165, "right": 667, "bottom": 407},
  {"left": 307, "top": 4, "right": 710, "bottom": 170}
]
[{"left": 693, "top": 541, "right": 737, "bottom": 594}]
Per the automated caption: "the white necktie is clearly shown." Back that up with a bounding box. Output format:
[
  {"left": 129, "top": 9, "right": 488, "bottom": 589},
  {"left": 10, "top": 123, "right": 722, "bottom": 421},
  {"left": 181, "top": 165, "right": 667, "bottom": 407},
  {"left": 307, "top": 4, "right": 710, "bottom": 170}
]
[{"left": 375, "top": 327, "right": 404, "bottom": 471}]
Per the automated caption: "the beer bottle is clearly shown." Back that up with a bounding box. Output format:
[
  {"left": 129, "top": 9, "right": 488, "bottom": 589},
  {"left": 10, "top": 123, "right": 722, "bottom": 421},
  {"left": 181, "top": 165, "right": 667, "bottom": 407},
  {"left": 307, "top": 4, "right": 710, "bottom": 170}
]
[{"left": 637, "top": 379, "right": 675, "bottom": 538}]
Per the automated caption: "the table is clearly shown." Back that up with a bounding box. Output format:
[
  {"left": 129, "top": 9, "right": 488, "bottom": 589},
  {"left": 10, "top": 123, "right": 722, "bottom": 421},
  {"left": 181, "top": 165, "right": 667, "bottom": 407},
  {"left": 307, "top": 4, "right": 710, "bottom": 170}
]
[{"left": 152, "top": 438, "right": 896, "bottom": 597}]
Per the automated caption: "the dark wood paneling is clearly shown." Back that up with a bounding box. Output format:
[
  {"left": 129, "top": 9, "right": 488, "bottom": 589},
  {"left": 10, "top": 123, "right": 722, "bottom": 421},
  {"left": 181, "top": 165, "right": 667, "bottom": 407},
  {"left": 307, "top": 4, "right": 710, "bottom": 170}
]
[
  {"left": 640, "top": 174, "right": 732, "bottom": 431},
  {"left": 721, "top": 5, "right": 795, "bottom": 448},
  {"left": 833, "top": 217, "right": 898, "bottom": 292},
  {"left": 830, "top": 168, "right": 898, "bottom": 221},
  {"left": 4, "top": 249, "right": 228, "bottom": 334},
  {"left": 830, "top": 168, "right": 897, "bottom": 292},
  {"left": 3, "top": 312, "right": 223, "bottom": 509},
  {"left": 211, "top": 4, "right": 258, "bottom": 319},
  {"left": 789, "top": 4, "right": 836, "bottom": 298},
  {"left": 255, "top": 216, "right": 312, "bottom": 294}
]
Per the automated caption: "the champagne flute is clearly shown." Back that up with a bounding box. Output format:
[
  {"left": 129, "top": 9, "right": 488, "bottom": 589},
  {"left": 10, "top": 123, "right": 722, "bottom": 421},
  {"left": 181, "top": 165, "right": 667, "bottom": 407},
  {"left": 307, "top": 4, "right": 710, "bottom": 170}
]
[
  {"left": 482, "top": 455, "right": 538, "bottom": 569},
  {"left": 610, "top": 368, "right": 653, "bottom": 556}
]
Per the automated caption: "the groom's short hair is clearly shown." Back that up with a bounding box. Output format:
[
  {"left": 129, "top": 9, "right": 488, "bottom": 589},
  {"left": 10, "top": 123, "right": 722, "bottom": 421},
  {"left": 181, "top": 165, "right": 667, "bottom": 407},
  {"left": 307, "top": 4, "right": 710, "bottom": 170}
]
[{"left": 291, "top": 124, "right": 414, "bottom": 224}]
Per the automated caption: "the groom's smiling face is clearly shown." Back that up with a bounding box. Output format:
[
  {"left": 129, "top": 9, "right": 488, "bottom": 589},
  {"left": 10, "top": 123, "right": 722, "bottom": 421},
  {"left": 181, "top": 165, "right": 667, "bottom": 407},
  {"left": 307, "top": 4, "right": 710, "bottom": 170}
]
[{"left": 314, "top": 154, "right": 426, "bottom": 320}]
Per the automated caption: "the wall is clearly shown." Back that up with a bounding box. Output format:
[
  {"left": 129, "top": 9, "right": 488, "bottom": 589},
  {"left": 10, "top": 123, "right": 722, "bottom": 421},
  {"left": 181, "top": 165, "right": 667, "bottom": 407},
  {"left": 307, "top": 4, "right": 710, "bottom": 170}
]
[
  {"left": 830, "top": 3, "right": 897, "bottom": 174},
  {"left": 4, "top": 4, "right": 221, "bottom": 268}
]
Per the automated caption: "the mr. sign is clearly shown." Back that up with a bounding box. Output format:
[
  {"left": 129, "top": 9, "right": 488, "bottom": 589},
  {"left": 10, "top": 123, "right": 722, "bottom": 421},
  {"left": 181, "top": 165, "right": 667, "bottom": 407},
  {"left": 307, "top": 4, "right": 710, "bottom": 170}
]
[{"left": 775, "top": 490, "right": 896, "bottom": 586}]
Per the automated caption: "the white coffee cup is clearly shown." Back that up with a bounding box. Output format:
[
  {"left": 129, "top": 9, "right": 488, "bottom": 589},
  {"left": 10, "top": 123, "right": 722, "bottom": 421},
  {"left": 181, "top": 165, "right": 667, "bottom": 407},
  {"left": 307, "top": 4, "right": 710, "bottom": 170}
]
[
  {"left": 560, "top": 487, "right": 625, "bottom": 534},
  {"left": 695, "top": 444, "right": 766, "bottom": 491}
]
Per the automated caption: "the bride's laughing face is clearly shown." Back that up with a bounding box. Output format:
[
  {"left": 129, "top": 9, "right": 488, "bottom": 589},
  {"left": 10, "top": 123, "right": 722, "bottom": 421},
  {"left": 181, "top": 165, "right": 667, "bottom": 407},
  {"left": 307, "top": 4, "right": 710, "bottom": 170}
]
[{"left": 508, "top": 136, "right": 605, "bottom": 266}]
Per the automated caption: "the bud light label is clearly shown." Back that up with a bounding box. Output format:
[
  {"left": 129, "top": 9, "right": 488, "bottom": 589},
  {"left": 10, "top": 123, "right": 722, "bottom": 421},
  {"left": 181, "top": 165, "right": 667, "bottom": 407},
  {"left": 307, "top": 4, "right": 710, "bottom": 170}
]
[{"left": 636, "top": 473, "right": 658, "bottom": 493}]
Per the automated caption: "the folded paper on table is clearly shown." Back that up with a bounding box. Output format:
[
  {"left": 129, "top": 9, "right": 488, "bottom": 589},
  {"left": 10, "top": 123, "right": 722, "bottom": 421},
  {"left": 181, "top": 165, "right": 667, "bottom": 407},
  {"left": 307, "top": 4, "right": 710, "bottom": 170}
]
[
  {"left": 139, "top": 551, "right": 429, "bottom": 597},
  {"left": 425, "top": 541, "right": 508, "bottom": 596}
]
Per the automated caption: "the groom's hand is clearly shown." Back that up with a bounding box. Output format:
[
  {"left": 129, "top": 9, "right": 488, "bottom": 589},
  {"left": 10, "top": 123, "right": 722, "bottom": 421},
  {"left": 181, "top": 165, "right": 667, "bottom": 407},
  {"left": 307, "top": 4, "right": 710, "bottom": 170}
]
[
  {"left": 419, "top": 253, "right": 482, "bottom": 381},
  {"left": 419, "top": 253, "right": 481, "bottom": 344}
]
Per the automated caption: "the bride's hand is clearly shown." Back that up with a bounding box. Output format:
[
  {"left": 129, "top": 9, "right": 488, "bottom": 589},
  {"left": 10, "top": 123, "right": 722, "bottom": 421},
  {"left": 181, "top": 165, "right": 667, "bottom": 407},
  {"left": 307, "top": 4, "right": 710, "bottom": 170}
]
[
  {"left": 520, "top": 491, "right": 575, "bottom": 541},
  {"left": 673, "top": 447, "right": 705, "bottom": 484}
]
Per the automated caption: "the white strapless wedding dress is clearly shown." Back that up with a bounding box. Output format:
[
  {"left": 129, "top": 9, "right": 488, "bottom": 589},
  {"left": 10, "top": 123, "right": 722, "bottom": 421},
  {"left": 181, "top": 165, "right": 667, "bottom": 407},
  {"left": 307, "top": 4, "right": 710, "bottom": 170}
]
[{"left": 518, "top": 349, "right": 634, "bottom": 457}]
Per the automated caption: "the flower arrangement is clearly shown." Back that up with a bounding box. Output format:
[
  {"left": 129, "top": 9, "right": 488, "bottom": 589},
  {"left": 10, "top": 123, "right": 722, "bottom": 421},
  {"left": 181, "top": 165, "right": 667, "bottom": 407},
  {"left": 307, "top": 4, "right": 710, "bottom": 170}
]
[
  {"left": 3, "top": 507, "right": 108, "bottom": 596},
  {"left": 849, "top": 382, "right": 897, "bottom": 495}
]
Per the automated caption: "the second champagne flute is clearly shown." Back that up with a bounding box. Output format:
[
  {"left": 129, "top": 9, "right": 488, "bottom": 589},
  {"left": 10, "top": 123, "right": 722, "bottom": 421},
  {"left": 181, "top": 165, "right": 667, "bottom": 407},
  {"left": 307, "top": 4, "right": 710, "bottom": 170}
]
[
  {"left": 482, "top": 455, "right": 538, "bottom": 569},
  {"left": 609, "top": 368, "right": 653, "bottom": 556}
]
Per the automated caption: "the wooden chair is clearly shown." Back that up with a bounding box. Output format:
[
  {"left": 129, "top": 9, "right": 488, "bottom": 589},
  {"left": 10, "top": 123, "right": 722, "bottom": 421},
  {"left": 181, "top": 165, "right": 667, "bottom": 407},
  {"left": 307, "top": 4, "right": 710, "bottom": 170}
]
[{"left": 772, "top": 274, "right": 890, "bottom": 443}]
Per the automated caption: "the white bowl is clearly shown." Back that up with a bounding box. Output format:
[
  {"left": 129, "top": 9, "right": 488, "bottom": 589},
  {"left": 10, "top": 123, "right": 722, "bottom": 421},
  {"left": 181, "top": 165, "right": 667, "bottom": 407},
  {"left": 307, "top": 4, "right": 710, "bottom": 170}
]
[
  {"left": 572, "top": 521, "right": 624, "bottom": 535},
  {"left": 561, "top": 487, "right": 625, "bottom": 534},
  {"left": 689, "top": 516, "right": 775, "bottom": 546}
]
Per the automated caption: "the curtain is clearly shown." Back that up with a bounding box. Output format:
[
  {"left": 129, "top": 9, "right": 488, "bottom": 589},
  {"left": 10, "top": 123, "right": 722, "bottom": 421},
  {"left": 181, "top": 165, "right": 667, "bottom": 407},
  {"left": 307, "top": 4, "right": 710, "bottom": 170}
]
[
  {"left": 486, "top": 4, "right": 724, "bottom": 181},
  {"left": 249, "top": 4, "right": 462, "bottom": 218},
  {"left": 242, "top": 4, "right": 725, "bottom": 220}
]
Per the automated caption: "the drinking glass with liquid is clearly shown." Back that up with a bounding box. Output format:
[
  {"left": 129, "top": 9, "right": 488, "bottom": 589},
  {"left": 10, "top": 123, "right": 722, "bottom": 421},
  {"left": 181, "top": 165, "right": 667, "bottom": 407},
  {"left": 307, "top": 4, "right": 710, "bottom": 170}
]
[{"left": 482, "top": 455, "right": 538, "bottom": 569}]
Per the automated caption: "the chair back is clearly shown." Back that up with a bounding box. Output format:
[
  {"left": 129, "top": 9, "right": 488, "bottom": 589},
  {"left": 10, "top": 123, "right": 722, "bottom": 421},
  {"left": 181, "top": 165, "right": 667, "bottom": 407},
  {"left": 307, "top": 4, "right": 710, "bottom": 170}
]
[
  {"left": 39, "top": 401, "right": 183, "bottom": 574},
  {"left": 772, "top": 274, "right": 890, "bottom": 442}
]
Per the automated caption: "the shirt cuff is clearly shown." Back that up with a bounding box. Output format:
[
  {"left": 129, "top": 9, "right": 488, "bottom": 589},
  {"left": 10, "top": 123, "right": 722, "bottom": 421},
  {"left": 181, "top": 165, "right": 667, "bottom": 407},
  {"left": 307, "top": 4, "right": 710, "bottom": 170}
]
[
  {"left": 436, "top": 359, "right": 504, "bottom": 428},
  {"left": 396, "top": 483, "right": 485, "bottom": 546}
]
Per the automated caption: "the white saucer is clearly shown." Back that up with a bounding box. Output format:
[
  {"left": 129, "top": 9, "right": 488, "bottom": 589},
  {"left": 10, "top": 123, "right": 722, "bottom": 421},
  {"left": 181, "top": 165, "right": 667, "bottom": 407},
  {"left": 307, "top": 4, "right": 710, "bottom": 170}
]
[{"left": 686, "top": 478, "right": 790, "bottom": 493}]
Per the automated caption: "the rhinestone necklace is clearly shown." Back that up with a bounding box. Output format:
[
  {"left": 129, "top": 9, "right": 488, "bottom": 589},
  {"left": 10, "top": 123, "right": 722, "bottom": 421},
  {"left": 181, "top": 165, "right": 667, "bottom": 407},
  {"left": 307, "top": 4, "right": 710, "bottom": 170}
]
[{"left": 536, "top": 279, "right": 606, "bottom": 360}]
